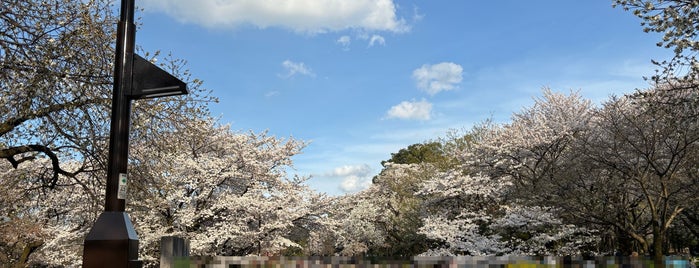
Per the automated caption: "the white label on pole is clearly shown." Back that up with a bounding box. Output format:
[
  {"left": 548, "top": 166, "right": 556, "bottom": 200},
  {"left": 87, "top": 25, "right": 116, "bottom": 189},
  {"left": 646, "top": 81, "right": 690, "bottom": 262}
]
[{"left": 117, "top": 173, "right": 128, "bottom": 200}]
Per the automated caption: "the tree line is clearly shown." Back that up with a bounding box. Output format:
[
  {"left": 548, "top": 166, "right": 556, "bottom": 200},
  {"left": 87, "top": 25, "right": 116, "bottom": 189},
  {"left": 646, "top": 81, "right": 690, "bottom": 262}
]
[{"left": 1, "top": 0, "right": 698, "bottom": 266}]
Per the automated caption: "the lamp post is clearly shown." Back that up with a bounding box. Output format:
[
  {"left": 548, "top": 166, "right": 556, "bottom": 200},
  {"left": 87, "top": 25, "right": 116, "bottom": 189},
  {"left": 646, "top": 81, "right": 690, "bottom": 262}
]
[{"left": 82, "top": 0, "right": 187, "bottom": 267}]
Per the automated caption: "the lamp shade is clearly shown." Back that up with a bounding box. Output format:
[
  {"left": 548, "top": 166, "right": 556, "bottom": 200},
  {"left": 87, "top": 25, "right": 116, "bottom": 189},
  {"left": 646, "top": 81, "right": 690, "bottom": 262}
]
[{"left": 128, "top": 54, "right": 188, "bottom": 99}]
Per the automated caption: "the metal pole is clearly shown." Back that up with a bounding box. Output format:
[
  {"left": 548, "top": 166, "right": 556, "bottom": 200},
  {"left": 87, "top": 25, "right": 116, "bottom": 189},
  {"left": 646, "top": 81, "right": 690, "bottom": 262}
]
[
  {"left": 105, "top": 0, "right": 136, "bottom": 212},
  {"left": 83, "top": 0, "right": 141, "bottom": 266}
]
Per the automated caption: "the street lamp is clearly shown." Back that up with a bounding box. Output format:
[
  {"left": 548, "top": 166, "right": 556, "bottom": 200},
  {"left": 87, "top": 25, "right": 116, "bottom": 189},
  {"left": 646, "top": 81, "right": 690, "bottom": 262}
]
[
  {"left": 82, "top": 0, "right": 187, "bottom": 267},
  {"left": 129, "top": 54, "right": 188, "bottom": 99}
]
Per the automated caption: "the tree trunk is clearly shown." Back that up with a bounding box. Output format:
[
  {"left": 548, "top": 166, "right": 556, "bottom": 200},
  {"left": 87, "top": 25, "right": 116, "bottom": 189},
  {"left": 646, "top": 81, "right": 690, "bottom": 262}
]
[
  {"left": 627, "top": 229, "right": 649, "bottom": 255},
  {"left": 652, "top": 224, "right": 664, "bottom": 263},
  {"left": 616, "top": 227, "right": 633, "bottom": 256}
]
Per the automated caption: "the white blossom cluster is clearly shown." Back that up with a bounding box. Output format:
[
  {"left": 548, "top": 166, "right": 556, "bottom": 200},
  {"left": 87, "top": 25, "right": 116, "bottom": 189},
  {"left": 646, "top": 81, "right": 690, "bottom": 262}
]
[{"left": 417, "top": 168, "right": 597, "bottom": 257}]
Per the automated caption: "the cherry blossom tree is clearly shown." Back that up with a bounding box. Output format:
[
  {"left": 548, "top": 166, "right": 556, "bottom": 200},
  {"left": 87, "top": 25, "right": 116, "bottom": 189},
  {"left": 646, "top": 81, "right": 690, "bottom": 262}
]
[
  {"left": 471, "top": 86, "right": 698, "bottom": 259},
  {"left": 1, "top": 0, "right": 212, "bottom": 186},
  {"left": 0, "top": 158, "right": 102, "bottom": 266},
  {"left": 582, "top": 87, "right": 699, "bottom": 260},
  {"left": 2, "top": 0, "right": 213, "bottom": 264},
  {"left": 417, "top": 170, "right": 510, "bottom": 256},
  {"left": 0, "top": 161, "right": 46, "bottom": 265},
  {"left": 417, "top": 168, "right": 598, "bottom": 256},
  {"left": 1, "top": 0, "right": 113, "bottom": 188},
  {"left": 125, "top": 119, "right": 330, "bottom": 265},
  {"left": 331, "top": 190, "right": 389, "bottom": 256},
  {"left": 309, "top": 162, "right": 443, "bottom": 257},
  {"left": 475, "top": 88, "right": 594, "bottom": 204},
  {"left": 471, "top": 89, "right": 633, "bottom": 255},
  {"left": 7, "top": 118, "right": 329, "bottom": 267},
  {"left": 614, "top": 0, "right": 699, "bottom": 85}
]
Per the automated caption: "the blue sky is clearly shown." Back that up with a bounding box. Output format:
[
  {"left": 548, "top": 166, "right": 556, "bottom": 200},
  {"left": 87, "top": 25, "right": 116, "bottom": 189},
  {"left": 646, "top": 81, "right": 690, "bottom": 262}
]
[{"left": 134, "top": 0, "right": 670, "bottom": 196}]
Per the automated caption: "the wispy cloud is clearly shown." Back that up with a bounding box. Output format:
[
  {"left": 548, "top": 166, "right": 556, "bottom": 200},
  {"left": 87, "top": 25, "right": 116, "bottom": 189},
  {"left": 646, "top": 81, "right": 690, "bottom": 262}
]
[
  {"left": 280, "top": 60, "right": 315, "bottom": 78},
  {"left": 264, "top": 91, "right": 280, "bottom": 97},
  {"left": 368, "top": 35, "right": 386, "bottom": 47},
  {"left": 412, "top": 6, "right": 425, "bottom": 22},
  {"left": 140, "top": 0, "right": 409, "bottom": 34},
  {"left": 386, "top": 99, "right": 432, "bottom": 120},
  {"left": 337, "top": 35, "right": 351, "bottom": 50},
  {"left": 413, "top": 62, "right": 463, "bottom": 95}
]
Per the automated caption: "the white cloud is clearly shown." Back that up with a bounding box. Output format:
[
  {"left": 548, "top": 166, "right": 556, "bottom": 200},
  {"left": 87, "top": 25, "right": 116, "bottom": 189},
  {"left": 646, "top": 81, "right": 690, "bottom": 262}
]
[
  {"left": 337, "top": 35, "right": 351, "bottom": 50},
  {"left": 340, "top": 175, "right": 372, "bottom": 193},
  {"left": 368, "top": 35, "right": 386, "bottom": 47},
  {"left": 139, "top": 0, "right": 409, "bottom": 34},
  {"left": 325, "top": 164, "right": 372, "bottom": 177},
  {"left": 412, "top": 62, "right": 463, "bottom": 95},
  {"left": 321, "top": 164, "right": 373, "bottom": 193},
  {"left": 280, "top": 60, "right": 315, "bottom": 78},
  {"left": 386, "top": 99, "right": 432, "bottom": 120}
]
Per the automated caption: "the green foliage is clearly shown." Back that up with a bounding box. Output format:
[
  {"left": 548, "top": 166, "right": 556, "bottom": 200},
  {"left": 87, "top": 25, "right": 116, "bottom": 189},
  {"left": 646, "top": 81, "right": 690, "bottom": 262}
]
[{"left": 381, "top": 142, "right": 447, "bottom": 166}]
